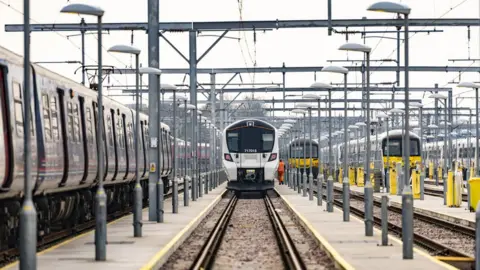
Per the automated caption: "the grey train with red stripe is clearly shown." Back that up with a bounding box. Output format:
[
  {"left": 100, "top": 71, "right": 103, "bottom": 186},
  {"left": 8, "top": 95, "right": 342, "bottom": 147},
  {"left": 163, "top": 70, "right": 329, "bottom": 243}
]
[{"left": 0, "top": 46, "right": 193, "bottom": 251}]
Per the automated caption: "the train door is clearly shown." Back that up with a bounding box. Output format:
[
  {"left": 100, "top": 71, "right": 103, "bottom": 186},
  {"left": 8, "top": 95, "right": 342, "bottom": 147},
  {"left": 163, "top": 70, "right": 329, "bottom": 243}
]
[
  {"left": 0, "top": 66, "right": 10, "bottom": 189},
  {"left": 57, "top": 88, "right": 69, "bottom": 186}
]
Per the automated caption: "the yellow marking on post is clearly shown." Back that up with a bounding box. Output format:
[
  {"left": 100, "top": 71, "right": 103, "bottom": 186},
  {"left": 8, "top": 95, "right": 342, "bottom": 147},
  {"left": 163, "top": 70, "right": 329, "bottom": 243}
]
[
  {"left": 140, "top": 189, "right": 227, "bottom": 270},
  {"left": 275, "top": 189, "right": 355, "bottom": 270}
]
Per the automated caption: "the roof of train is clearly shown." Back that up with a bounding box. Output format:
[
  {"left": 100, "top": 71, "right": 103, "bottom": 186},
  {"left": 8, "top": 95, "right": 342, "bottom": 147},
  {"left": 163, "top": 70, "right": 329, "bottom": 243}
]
[
  {"left": 224, "top": 118, "right": 275, "bottom": 131},
  {"left": 0, "top": 45, "right": 170, "bottom": 131}
]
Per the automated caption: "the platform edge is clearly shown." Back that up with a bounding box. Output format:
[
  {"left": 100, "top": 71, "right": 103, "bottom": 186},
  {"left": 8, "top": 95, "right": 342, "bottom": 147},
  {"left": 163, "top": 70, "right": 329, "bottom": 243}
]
[
  {"left": 274, "top": 188, "right": 355, "bottom": 270},
  {"left": 139, "top": 188, "right": 228, "bottom": 270}
]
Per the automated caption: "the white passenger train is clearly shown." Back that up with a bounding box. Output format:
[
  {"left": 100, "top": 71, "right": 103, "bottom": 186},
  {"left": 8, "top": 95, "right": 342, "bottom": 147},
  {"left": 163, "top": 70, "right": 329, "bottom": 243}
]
[{"left": 222, "top": 119, "right": 279, "bottom": 191}]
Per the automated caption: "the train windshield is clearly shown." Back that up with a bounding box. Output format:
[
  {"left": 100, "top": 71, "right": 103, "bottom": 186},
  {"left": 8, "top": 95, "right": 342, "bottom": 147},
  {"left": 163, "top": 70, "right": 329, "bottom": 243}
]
[
  {"left": 290, "top": 144, "right": 318, "bottom": 158},
  {"left": 382, "top": 137, "right": 421, "bottom": 156},
  {"left": 226, "top": 127, "right": 275, "bottom": 153}
]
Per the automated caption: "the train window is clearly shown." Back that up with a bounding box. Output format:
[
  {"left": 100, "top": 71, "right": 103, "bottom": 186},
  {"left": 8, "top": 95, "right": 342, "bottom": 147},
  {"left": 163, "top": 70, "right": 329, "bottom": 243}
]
[
  {"left": 51, "top": 97, "right": 59, "bottom": 140},
  {"left": 107, "top": 115, "right": 113, "bottom": 147},
  {"left": 74, "top": 103, "right": 80, "bottom": 143},
  {"left": 226, "top": 132, "right": 239, "bottom": 152},
  {"left": 410, "top": 139, "right": 420, "bottom": 156},
  {"left": 383, "top": 139, "right": 401, "bottom": 156},
  {"left": 226, "top": 127, "right": 275, "bottom": 153},
  {"left": 67, "top": 101, "right": 73, "bottom": 141},
  {"left": 86, "top": 107, "right": 93, "bottom": 143},
  {"left": 42, "top": 94, "right": 52, "bottom": 141},
  {"left": 13, "top": 82, "right": 23, "bottom": 136}
]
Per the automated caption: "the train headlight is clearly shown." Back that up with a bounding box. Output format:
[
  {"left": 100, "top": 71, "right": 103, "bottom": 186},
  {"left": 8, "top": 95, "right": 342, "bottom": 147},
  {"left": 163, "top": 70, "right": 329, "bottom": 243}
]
[
  {"left": 268, "top": 153, "right": 277, "bottom": 161},
  {"left": 224, "top": 153, "right": 233, "bottom": 162}
]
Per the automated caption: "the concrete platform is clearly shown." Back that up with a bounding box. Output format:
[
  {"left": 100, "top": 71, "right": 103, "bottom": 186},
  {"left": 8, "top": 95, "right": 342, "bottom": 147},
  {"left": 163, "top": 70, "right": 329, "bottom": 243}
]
[
  {"left": 275, "top": 184, "right": 456, "bottom": 270},
  {"left": 2, "top": 180, "right": 228, "bottom": 270},
  {"left": 341, "top": 183, "right": 475, "bottom": 227}
]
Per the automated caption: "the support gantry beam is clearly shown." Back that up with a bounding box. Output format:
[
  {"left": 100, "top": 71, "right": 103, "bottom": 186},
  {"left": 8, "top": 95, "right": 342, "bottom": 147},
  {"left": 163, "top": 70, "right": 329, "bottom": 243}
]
[
  {"left": 109, "top": 65, "right": 480, "bottom": 74},
  {"left": 196, "top": 98, "right": 421, "bottom": 104},
  {"left": 6, "top": 18, "right": 480, "bottom": 32},
  {"left": 121, "top": 86, "right": 451, "bottom": 94}
]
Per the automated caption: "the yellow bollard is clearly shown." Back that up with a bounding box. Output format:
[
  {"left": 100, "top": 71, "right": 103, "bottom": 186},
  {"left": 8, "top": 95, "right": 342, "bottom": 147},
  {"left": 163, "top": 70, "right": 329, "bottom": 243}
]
[
  {"left": 389, "top": 167, "right": 397, "bottom": 195},
  {"left": 468, "top": 177, "right": 480, "bottom": 211},
  {"left": 412, "top": 170, "right": 420, "bottom": 199},
  {"left": 357, "top": 167, "right": 365, "bottom": 187},
  {"left": 446, "top": 171, "right": 455, "bottom": 207},
  {"left": 349, "top": 167, "right": 355, "bottom": 185},
  {"left": 428, "top": 162, "right": 434, "bottom": 179}
]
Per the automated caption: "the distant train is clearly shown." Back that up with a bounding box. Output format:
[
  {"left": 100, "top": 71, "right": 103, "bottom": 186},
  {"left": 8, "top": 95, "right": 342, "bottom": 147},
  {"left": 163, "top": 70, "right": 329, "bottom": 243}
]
[
  {"left": 283, "top": 138, "right": 319, "bottom": 179},
  {"left": 222, "top": 119, "right": 279, "bottom": 192},
  {"left": 0, "top": 45, "right": 212, "bottom": 251}
]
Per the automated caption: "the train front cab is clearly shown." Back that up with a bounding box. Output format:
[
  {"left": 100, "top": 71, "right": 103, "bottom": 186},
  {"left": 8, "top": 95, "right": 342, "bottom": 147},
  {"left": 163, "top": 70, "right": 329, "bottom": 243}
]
[{"left": 223, "top": 120, "right": 278, "bottom": 192}]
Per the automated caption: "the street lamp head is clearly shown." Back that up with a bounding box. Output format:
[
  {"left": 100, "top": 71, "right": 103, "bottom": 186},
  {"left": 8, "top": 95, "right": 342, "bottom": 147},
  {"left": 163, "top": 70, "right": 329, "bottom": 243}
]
[
  {"left": 410, "top": 102, "right": 423, "bottom": 108},
  {"left": 174, "top": 94, "right": 188, "bottom": 101},
  {"left": 197, "top": 110, "right": 203, "bottom": 115},
  {"left": 291, "top": 109, "right": 306, "bottom": 115},
  {"left": 139, "top": 67, "right": 161, "bottom": 75},
  {"left": 160, "top": 83, "right": 177, "bottom": 91},
  {"left": 348, "top": 125, "right": 359, "bottom": 130},
  {"left": 108, "top": 44, "right": 141, "bottom": 55},
  {"left": 376, "top": 111, "right": 388, "bottom": 118},
  {"left": 60, "top": 3, "right": 104, "bottom": 17},
  {"left": 284, "top": 119, "right": 296, "bottom": 124},
  {"left": 295, "top": 102, "right": 315, "bottom": 109},
  {"left": 427, "top": 124, "right": 438, "bottom": 129},
  {"left": 367, "top": 1, "right": 411, "bottom": 15},
  {"left": 428, "top": 93, "right": 447, "bottom": 100},
  {"left": 179, "top": 103, "right": 196, "bottom": 110},
  {"left": 321, "top": 65, "right": 349, "bottom": 75},
  {"left": 355, "top": 122, "right": 367, "bottom": 127},
  {"left": 389, "top": 108, "right": 404, "bottom": 114},
  {"left": 303, "top": 93, "right": 321, "bottom": 99},
  {"left": 338, "top": 42, "right": 372, "bottom": 53},
  {"left": 281, "top": 123, "right": 293, "bottom": 128},
  {"left": 310, "top": 82, "right": 333, "bottom": 89},
  {"left": 457, "top": 81, "right": 480, "bottom": 89}
]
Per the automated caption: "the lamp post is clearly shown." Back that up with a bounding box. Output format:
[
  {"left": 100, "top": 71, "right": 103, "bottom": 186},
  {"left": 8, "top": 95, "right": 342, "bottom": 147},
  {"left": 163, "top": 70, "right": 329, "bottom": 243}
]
[
  {"left": 284, "top": 119, "right": 296, "bottom": 187},
  {"left": 60, "top": 3, "right": 106, "bottom": 261},
  {"left": 108, "top": 44, "right": 143, "bottom": 237},
  {"left": 321, "top": 66, "right": 350, "bottom": 221},
  {"left": 179, "top": 101, "right": 195, "bottom": 205},
  {"left": 376, "top": 111, "right": 389, "bottom": 191},
  {"left": 429, "top": 93, "right": 448, "bottom": 174},
  {"left": 292, "top": 108, "right": 307, "bottom": 196},
  {"left": 310, "top": 83, "right": 332, "bottom": 178},
  {"left": 170, "top": 92, "right": 186, "bottom": 213},
  {"left": 339, "top": 42, "right": 372, "bottom": 235},
  {"left": 297, "top": 103, "right": 315, "bottom": 200},
  {"left": 458, "top": 82, "right": 480, "bottom": 176},
  {"left": 368, "top": 2, "right": 412, "bottom": 257}
]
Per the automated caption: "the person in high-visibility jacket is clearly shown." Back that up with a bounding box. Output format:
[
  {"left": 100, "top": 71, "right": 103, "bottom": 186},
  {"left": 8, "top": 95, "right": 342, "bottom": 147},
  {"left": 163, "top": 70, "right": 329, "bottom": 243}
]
[{"left": 278, "top": 160, "right": 285, "bottom": 185}]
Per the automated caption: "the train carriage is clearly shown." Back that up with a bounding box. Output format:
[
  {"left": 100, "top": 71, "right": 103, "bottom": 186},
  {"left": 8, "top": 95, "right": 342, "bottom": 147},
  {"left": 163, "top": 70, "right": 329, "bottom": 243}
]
[{"left": 222, "top": 119, "right": 279, "bottom": 191}]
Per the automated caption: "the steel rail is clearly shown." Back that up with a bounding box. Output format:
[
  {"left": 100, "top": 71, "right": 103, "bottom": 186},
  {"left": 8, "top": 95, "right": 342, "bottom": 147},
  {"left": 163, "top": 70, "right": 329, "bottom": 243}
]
[
  {"left": 264, "top": 193, "right": 306, "bottom": 270},
  {"left": 190, "top": 194, "right": 238, "bottom": 270}
]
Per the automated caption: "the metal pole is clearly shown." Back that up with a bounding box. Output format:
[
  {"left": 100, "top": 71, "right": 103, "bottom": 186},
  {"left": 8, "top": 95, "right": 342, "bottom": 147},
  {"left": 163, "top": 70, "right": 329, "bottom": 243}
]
[
  {"left": 157, "top": 85, "right": 164, "bottom": 221},
  {"left": 381, "top": 195, "right": 389, "bottom": 246},
  {"left": 133, "top": 54, "right": 142, "bottom": 237},
  {"left": 309, "top": 108, "right": 313, "bottom": 200},
  {"left": 303, "top": 113, "right": 307, "bottom": 197},
  {"left": 147, "top": 0, "right": 159, "bottom": 221},
  {"left": 329, "top": 89, "right": 332, "bottom": 178},
  {"left": 402, "top": 14, "right": 413, "bottom": 260},
  {"left": 343, "top": 73, "right": 350, "bottom": 221},
  {"left": 80, "top": 18, "right": 86, "bottom": 86},
  {"left": 189, "top": 30, "right": 197, "bottom": 201},
  {"left": 20, "top": 0, "right": 38, "bottom": 266},
  {"left": 476, "top": 88, "right": 479, "bottom": 175},
  {"left": 184, "top": 101, "right": 189, "bottom": 206},
  {"left": 210, "top": 73, "right": 216, "bottom": 191},
  {"left": 93, "top": 14, "right": 107, "bottom": 261},
  {"left": 172, "top": 91, "right": 178, "bottom": 213},
  {"left": 365, "top": 51, "right": 374, "bottom": 237},
  {"left": 199, "top": 117, "right": 203, "bottom": 198}
]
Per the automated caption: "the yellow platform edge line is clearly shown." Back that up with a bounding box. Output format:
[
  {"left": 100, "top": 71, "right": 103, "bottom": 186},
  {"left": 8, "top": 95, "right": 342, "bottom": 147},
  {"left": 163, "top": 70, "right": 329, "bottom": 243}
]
[
  {"left": 275, "top": 188, "right": 355, "bottom": 270},
  {"left": 330, "top": 188, "right": 459, "bottom": 270},
  {"left": 0, "top": 200, "right": 140, "bottom": 270},
  {"left": 139, "top": 188, "right": 228, "bottom": 270},
  {"left": 434, "top": 256, "right": 475, "bottom": 262}
]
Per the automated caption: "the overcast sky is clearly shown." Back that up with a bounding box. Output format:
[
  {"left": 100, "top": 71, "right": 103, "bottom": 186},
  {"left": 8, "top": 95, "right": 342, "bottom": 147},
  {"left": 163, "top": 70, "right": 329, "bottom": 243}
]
[{"left": 0, "top": 0, "right": 479, "bottom": 119}]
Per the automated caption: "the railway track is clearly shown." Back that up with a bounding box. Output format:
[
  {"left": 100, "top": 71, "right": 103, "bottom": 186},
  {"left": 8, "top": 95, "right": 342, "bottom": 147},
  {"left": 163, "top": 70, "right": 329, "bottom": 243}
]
[
  {"left": 191, "top": 192, "right": 306, "bottom": 270},
  {"left": 0, "top": 183, "right": 186, "bottom": 267}
]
